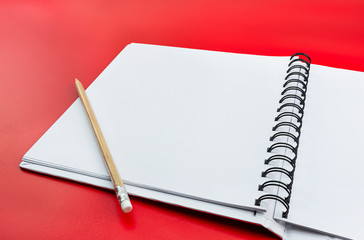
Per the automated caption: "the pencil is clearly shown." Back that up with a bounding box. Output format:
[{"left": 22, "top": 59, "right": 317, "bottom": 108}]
[{"left": 75, "top": 78, "right": 132, "bottom": 213}]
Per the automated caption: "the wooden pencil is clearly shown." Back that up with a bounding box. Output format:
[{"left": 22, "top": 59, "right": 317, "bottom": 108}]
[{"left": 75, "top": 78, "right": 132, "bottom": 213}]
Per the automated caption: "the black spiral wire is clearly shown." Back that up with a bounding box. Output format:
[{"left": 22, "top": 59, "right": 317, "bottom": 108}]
[{"left": 255, "top": 53, "right": 311, "bottom": 218}]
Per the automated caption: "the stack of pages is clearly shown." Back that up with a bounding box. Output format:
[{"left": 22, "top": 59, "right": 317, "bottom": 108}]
[{"left": 21, "top": 43, "right": 364, "bottom": 240}]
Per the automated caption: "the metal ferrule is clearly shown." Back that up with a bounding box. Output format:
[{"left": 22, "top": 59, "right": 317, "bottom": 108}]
[{"left": 115, "top": 185, "right": 130, "bottom": 204}]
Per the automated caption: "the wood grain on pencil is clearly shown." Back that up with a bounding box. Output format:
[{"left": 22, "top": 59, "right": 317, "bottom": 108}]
[{"left": 75, "top": 78, "right": 124, "bottom": 188}]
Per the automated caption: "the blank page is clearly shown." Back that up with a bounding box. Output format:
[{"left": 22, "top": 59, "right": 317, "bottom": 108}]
[
  {"left": 24, "top": 44, "right": 288, "bottom": 210},
  {"left": 278, "top": 64, "right": 364, "bottom": 239}
]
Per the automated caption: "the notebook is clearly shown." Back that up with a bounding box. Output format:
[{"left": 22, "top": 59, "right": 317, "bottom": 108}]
[{"left": 20, "top": 43, "right": 364, "bottom": 240}]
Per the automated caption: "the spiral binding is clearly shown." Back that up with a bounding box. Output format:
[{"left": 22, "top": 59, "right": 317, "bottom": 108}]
[{"left": 255, "top": 53, "right": 311, "bottom": 218}]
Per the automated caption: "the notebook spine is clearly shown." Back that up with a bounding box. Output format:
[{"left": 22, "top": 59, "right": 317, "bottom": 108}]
[{"left": 255, "top": 53, "right": 311, "bottom": 218}]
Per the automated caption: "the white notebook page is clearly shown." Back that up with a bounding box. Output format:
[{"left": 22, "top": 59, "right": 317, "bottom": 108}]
[
  {"left": 279, "top": 64, "right": 364, "bottom": 240},
  {"left": 24, "top": 44, "right": 288, "bottom": 211}
]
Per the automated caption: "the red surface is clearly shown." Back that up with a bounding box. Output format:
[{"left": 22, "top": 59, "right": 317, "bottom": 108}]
[{"left": 1, "top": 1, "right": 364, "bottom": 239}]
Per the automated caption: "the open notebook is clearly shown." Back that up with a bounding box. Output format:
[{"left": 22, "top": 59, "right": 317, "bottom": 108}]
[{"left": 20, "top": 43, "right": 364, "bottom": 240}]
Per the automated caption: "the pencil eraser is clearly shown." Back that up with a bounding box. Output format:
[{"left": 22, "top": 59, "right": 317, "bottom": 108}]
[
  {"left": 116, "top": 185, "right": 132, "bottom": 213},
  {"left": 121, "top": 200, "right": 133, "bottom": 213}
]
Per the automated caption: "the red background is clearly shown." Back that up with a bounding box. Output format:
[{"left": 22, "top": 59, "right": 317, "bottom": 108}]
[{"left": 1, "top": 0, "right": 363, "bottom": 239}]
